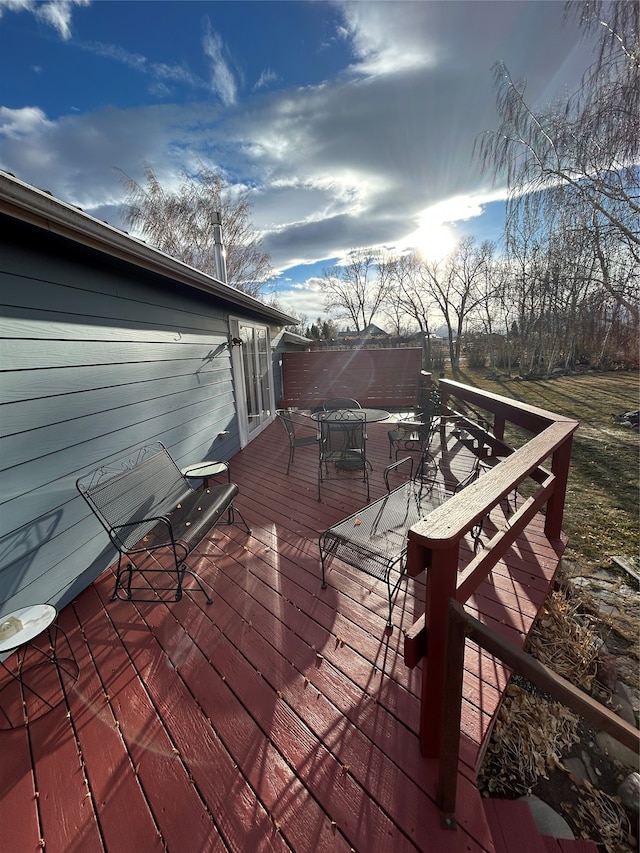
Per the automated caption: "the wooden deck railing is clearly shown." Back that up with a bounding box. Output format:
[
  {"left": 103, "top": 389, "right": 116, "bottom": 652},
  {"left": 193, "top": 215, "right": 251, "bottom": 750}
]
[
  {"left": 438, "top": 599, "right": 640, "bottom": 828},
  {"left": 404, "top": 379, "right": 579, "bottom": 760}
]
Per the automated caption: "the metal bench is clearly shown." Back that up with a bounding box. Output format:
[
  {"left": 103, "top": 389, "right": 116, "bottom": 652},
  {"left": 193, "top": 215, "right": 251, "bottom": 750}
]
[{"left": 76, "top": 442, "right": 251, "bottom": 603}]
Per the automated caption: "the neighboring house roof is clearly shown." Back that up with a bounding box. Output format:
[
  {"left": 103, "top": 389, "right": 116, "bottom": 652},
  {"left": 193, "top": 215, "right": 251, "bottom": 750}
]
[
  {"left": 271, "top": 330, "right": 312, "bottom": 348},
  {"left": 0, "top": 170, "right": 296, "bottom": 326},
  {"left": 337, "top": 324, "right": 388, "bottom": 338}
]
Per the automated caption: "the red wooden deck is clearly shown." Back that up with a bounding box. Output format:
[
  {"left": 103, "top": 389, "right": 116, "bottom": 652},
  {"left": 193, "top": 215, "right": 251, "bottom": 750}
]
[{"left": 0, "top": 420, "right": 565, "bottom": 852}]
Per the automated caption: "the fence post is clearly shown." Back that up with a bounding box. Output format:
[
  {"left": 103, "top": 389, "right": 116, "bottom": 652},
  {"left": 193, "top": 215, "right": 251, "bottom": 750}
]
[
  {"left": 493, "top": 414, "right": 505, "bottom": 442},
  {"left": 420, "top": 541, "right": 460, "bottom": 757}
]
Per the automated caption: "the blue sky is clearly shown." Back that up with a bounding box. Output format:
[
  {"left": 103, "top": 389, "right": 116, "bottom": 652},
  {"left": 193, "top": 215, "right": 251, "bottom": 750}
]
[{"left": 0, "top": 0, "right": 594, "bottom": 322}]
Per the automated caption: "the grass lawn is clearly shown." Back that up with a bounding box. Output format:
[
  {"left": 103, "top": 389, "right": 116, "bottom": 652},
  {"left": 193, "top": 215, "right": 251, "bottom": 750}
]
[{"left": 452, "top": 366, "right": 639, "bottom": 570}]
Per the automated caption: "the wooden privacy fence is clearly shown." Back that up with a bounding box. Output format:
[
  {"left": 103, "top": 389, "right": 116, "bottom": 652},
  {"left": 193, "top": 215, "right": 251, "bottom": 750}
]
[{"left": 279, "top": 348, "right": 425, "bottom": 410}]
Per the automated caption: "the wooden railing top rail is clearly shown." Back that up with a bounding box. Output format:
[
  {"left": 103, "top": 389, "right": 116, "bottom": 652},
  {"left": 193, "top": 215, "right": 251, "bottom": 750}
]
[
  {"left": 408, "top": 420, "right": 577, "bottom": 553},
  {"left": 439, "top": 378, "right": 578, "bottom": 434}
]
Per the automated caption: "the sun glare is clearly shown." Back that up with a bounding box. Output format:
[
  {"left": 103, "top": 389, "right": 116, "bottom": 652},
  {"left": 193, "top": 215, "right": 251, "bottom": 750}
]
[{"left": 403, "top": 222, "right": 456, "bottom": 261}]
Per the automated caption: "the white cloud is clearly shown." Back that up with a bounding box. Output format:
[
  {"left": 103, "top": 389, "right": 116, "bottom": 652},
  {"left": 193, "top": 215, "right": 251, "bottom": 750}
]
[
  {"left": 80, "top": 41, "right": 207, "bottom": 95},
  {"left": 253, "top": 68, "right": 279, "bottom": 91},
  {"left": 273, "top": 276, "right": 326, "bottom": 320},
  {"left": 84, "top": 41, "right": 148, "bottom": 72},
  {"left": 0, "top": 1, "right": 592, "bottom": 320},
  {"left": 0, "top": 105, "right": 52, "bottom": 137},
  {"left": 0, "top": 0, "right": 90, "bottom": 40},
  {"left": 336, "top": 0, "right": 438, "bottom": 77},
  {"left": 202, "top": 20, "right": 238, "bottom": 106}
]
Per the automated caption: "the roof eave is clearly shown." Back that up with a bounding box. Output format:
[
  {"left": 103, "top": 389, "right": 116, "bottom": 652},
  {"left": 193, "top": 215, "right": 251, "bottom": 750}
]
[{"left": 0, "top": 170, "right": 296, "bottom": 325}]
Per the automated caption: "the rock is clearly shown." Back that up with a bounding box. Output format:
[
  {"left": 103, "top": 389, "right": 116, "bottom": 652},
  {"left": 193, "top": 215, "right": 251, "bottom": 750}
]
[
  {"left": 611, "top": 410, "right": 640, "bottom": 431},
  {"left": 596, "top": 651, "right": 619, "bottom": 692},
  {"left": 611, "top": 555, "right": 639, "bottom": 585},
  {"left": 595, "top": 731, "right": 640, "bottom": 771},
  {"left": 580, "top": 750, "right": 599, "bottom": 785},
  {"left": 615, "top": 680, "right": 640, "bottom": 724},
  {"left": 610, "top": 690, "right": 638, "bottom": 728},
  {"left": 564, "top": 756, "right": 591, "bottom": 785},
  {"left": 519, "top": 795, "right": 575, "bottom": 839},
  {"left": 617, "top": 772, "right": 640, "bottom": 819}
]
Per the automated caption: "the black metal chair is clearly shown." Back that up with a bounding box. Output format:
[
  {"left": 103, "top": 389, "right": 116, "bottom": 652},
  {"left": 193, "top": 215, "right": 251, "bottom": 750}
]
[
  {"left": 388, "top": 387, "right": 441, "bottom": 460},
  {"left": 276, "top": 409, "right": 318, "bottom": 474},
  {"left": 317, "top": 409, "right": 369, "bottom": 501},
  {"left": 323, "top": 398, "right": 361, "bottom": 410}
]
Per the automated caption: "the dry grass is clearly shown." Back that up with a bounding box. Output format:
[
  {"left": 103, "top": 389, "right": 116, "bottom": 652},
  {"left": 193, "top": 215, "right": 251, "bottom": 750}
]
[
  {"left": 478, "top": 589, "right": 597, "bottom": 797},
  {"left": 478, "top": 589, "right": 637, "bottom": 851},
  {"left": 462, "top": 368, "right": 639, "bottom": 848},
  {"left": 526, "top": 591, "right": 599, "bottom": 692},
  {"left": 567, "top": 779, "right": 635, "bottom": 853},
  {"left": 478, "top": 682, "right": 581, "bottom": 796},
  {"left": 455, "top": 366, "right": 639, "bottom": 673}
]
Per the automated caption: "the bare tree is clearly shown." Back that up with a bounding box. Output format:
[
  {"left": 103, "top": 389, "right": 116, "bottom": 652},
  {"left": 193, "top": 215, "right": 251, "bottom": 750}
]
[
  {"left": 473, "top": 254, "right": 510, "bottom": 375},
  {"left": 477, "top": 1, "right": 639, "bottom": 263},
  {"left": 120, "top": 162, "right": 273, "bottom": 296},
  {"left": 383, "top": 252, "right": 439, "bottom": 367},
  {"left": 320, "top": 248, "right": 393, "bottom": 332},
  {"left": 424, "top": 237, "right": 497, "bottom": 371},
  {"left": 476, "top": 0, "right": 639, "bottom": 368}
]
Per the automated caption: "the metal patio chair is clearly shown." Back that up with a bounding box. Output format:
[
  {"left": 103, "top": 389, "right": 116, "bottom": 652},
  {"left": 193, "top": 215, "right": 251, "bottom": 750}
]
[
  {"left": 317, "top": 409, "right": 369, "bottom": 501},
  {"left": 276, "top": 409, "right": 318, "bottom": 474},
  {"left": 388, "top": 387, "right": 441, "bottom": 460},
  {"left": 323, "top": 398, "right": 361, "bottom": 410}
]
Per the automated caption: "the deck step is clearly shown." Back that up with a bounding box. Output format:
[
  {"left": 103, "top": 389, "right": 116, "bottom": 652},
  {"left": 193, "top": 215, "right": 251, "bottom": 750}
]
[{"left": 484, "top": 799, "right": 599, "bottom": 852}]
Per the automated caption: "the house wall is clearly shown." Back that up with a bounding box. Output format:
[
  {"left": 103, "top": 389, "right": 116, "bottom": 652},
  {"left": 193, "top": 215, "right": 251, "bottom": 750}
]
[{"left": 0, "top": 215, "right": 244, "bottom": 614}]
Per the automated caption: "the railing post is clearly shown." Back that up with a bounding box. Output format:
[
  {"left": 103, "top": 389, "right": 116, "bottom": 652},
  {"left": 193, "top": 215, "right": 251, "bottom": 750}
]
[
  {"left": 545, "top": 434, "right": 573, "bottom": 540},
  {"left": 438, "top": 386, "right": 450, "bottom": 444},
  {"left": 438, "top": 598, "right": 468, "bottom": 829},
  {"left": 420, "top": 542, "right": 460, "bottom": 757}
]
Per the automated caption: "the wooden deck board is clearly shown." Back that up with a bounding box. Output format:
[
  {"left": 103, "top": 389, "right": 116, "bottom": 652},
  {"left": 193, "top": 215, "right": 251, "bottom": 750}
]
[
  {"left": 0, "top": 695, "right": 40, "bottom": 851},
  {"left": 91, "top": 576, "right": 297, "bottom": 853},
  {"left": 57, "top": 600, "right": 168, "bottom": 853},
  {"left": 0, "top": 418, "right": 566, "bottom": 852},
  {"left": 178, "top": 553, "right": 487, "bottom": 850},
  {"left": 27, "top": 683, "right": 102, "bottom": 852}
]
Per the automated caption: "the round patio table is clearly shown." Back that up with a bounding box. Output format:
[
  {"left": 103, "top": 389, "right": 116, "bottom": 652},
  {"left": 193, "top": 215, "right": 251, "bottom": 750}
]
[{"left": 310, "top": 408, "right": 390, "bottom": 424}]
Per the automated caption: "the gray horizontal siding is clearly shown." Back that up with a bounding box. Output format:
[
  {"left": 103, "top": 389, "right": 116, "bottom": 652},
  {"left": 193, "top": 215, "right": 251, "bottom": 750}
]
[{"left": 0, "top": 223, "right": 246, "bottom": 615}]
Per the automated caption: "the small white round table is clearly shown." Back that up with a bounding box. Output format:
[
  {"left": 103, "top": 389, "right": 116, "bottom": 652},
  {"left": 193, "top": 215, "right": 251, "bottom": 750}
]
[
  {"left": 181, "top": 460, "right": 230, "bottom": 489},
  {"left": 0, "top": 604, "right": 78, "bottom": 727},
  {"left": 0, "top": 604, "right": 56, "bottom": 656}
]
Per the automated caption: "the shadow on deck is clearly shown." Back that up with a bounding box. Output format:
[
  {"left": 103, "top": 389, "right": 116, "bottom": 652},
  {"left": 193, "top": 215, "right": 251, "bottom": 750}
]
[{"left": 0, "top": 417, "right": 566, "bottom": 852}]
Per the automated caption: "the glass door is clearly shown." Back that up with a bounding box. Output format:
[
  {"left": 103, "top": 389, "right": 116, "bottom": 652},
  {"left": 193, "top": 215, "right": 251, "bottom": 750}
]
[{"left": 231, "top": 319, "right": 274, "bottom": 446}]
